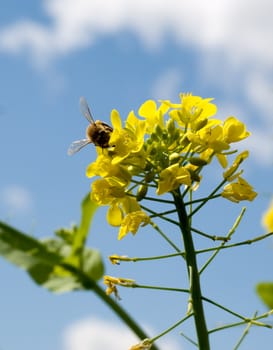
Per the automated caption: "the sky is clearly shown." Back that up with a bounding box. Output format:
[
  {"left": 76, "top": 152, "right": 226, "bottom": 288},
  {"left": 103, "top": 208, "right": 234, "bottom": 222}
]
[{"left": 0, "top": 0, "right": 273, "bottom": 349}]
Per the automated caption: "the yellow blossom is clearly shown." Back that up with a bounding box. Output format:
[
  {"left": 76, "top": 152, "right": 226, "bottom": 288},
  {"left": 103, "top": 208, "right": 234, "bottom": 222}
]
[
  {"left": 138, "top": 99, "right": 169, "bottom": 133},
  {"left": 262, "top": 199, "right": 273, "bottom": 232},
  {"left": 167, "top": 94, "right": 217, "bottom": 128},
  {"left": 221, "top": 176, "right": 257, "bottom": 203},
  {"left": 91, "top": 179, "right": 125, "bottom": 205},
  {"left": 223, "top": 116, "right": 250, "bottom": 143},
  {"left": 157, "top": 164, "right": 192, "bottom": 195},
  {"left": 109, "top": 110, "right": 146, "bottom": 165},
  {"left": 187, "top": 123, "right": 230, "bottom": 153},
  {"left": 107, "top": 195, "right": 144, "bottom": 230},
  {"left": 118, "top": 211, "right": 150, "bottom": 240},
  {"left": 223, "top": 151, "right": 249, "bottom": 180},
  {"left": 86, "top": 153, "right": 131, "bottom": 187},
  {"left": 121, "top": 195, "right": 141, "bottom": 213}
]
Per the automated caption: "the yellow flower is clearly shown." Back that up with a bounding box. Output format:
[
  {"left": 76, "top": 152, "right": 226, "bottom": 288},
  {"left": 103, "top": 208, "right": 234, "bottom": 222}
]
[
  {"left": 157, "top": 164, "right": 192, "bottom": 195},
  {"left": 223, "top": 151, "right": 249, "bottom": 180},
  {"left": 107, "top": 195, "right": 143, "bottom": 230},
  {"left": 91, "top": 179, "right": 125, "bottom": 205},
  {"left": 221, "top": 176, "right": 257, "bottom": 203},
  {"left": 121, "top": 195, "right": 141, "bottom": 213},
  {"left": 167, "top": 94, "right": 217, "bottom": 127},
  {"left": 187, "top": 123, "right": 230, "bottom": 153},
  {"left": 262, "top": 199, "right": 273, "bottom": 232},
  {"left": 109, "top": 109, "right": 146, "bottom": 165},
  {"left": 223, "top": 116, "right": 250, "bottom": 143},
  {"left": 86, "top": 153, "right": 131, "bottom": 187},
  {"left": 138, "top": 99, "right": 169, "bottom": 133},
  {"left": 118, "top": 211, "right": 150, "bottom": 240}
]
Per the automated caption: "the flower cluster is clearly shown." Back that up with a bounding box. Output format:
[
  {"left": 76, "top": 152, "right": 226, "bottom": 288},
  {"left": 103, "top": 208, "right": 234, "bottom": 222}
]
[{"left": 86, "top": 93, "right": 256, "bottom": 239}]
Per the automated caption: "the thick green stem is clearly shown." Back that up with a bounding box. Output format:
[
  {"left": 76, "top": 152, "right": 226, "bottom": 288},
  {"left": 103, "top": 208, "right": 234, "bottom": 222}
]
[{"left": 172, "top": 189, "right": 210, "bottom": 350}]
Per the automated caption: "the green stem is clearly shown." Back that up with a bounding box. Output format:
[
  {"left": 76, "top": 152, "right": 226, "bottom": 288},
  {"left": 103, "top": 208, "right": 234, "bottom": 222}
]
[
  {"left": 150, "top": 313, "right": 193, "bottom": 344},
  {"left": 141, "top": 204, "right": 179, "bottom": 226},
  {"left": 233, "top": 312, "right": 257, "bottom": 350},
  {"left": 149, "top": 208, "right": 179, "bottom": 218},
  {"left": 196, "top": 231, "right": 273, "bottom": 255},
  {"left": 191, "top": 226, "right": 229, "bottom": 241},
  {"left": 134, "top": 283, "right": 189, "bottom": 294},
  {"left": 199, "top": 207, "right": 246, "bottom": 274},
  {"left": 112, "top": 251, "right": 185, "bottom": 263},
  {"left": 184, "top": 194, "right": 221, "bottom": 206},
  {"left": 150, "top": 220, "right": 182, "bottom": 253},
  {"left": 172, "top": 189, "right": 210, "bottom": 350},
  {"left": 189, "top": 178, "right": 227, "bottom": 217}
]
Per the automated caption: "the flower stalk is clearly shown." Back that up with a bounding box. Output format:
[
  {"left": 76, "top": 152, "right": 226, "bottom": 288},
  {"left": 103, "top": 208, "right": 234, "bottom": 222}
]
[{"left": 172, "top": 188, "right": 210, "bottom": 350}]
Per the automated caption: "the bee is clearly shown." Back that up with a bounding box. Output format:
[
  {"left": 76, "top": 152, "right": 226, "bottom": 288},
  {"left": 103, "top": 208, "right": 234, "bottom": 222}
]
[{"left": 68, "top": 97, "right": 113, "bottom": 155}]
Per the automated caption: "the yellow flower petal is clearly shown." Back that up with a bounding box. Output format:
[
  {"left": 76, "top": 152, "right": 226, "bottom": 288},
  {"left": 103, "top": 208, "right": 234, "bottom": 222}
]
[
  {"left": 110, "top": 109, "right": 122, "bottom": 129},
  {"left": 157, "top": 164, "right": 191, "bottom": 195},
  {"left": 221, "top": 176, "right": 257, "bottom": 203},
  {"left": 107, "top": 204, "right": 123, "bottom": 226},
  {"left": 118, "top": 211, "right": 150, "bottom": 240},
  {"left": 262, "top": 199, "right": 273, "bottom": 232},
  {"left": 223, "top": 116, "right": 250, "bottom": 143}
]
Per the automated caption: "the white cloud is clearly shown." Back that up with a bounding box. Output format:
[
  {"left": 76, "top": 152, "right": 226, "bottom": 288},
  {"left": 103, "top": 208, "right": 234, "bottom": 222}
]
[
  {"left": 151, "top": 68, "right": 183, "bottom": 100},
  {"left": 244, "top": 73, "right": 273, "bottom": 123},
  {"left": 1, "top": 185, "right": 33, "bottom": 214},
  {"left": 241, "top": 73, "right": 273, "bottom": 165},
  {"left": 62, "top": 317, "right": 181, "bottom": 350},
  {"left": 245, "top": 129, "right": 273, "bottom": 166},
  {"left": 0, "top": 0, "right": 273, "bottom": 67}
]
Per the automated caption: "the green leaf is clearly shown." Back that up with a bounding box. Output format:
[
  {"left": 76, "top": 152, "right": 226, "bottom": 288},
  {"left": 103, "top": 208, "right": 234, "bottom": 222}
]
[
  {"left": 82, "top": 248, "right": 104, "bottom": 281},
  {"left": 71, "top": 193, "right": 99, "bottom": 258},
  {"left": 59, "top": 194, "right": 104, "bottom": 281},
  {"left": 0, "top": 221, "right": 61, "bottom": 270},
  {"left": 256, "top": 282, "right": 273, "bottom": 309},
  {"left": 0, "top": 193, "right": 103, "bottom": 293}
]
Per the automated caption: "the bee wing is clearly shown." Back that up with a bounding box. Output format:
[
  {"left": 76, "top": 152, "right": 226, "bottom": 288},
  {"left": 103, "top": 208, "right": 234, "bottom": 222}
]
[
  {"left": 67, "top": 139, "right": 91, "bottom": 156},
  {"left": 80, "top": 96, "right": 95, "bottom": 124}
]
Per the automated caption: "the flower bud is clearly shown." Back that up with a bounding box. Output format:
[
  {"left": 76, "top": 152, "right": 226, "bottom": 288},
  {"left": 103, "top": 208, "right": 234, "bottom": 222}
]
[
  {"left": 150, "top": 132, "right": 159, "bottom": 142},
  {"left": 166, "top": 118, "right": 175, "bottom": 134},
  {"left": 169, "top": 152, "right": 181, "bottom": 164},
  {"left": 136, "top": 184, "right": 148, "bottom": 201},
  {"left": 188, "top": 157, "right": 208, "bottom": 166},
  {"left": 155, "top": 124, "right": 163, "bottom": 136}
]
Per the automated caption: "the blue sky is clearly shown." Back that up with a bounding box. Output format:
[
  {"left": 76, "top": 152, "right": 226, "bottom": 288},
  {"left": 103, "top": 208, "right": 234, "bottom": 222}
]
[{"left": 0, "top": 1, "right": 273, "bottom": 349}]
